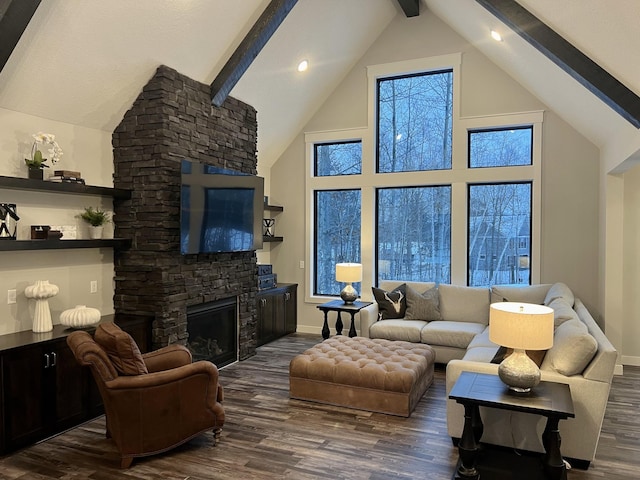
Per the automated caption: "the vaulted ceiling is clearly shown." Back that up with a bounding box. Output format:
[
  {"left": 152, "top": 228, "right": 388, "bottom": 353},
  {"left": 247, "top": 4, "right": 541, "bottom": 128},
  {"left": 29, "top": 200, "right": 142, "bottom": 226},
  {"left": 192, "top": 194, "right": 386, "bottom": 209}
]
[{"left": 1, "top": 0, "right": 638, "bottom": 172}]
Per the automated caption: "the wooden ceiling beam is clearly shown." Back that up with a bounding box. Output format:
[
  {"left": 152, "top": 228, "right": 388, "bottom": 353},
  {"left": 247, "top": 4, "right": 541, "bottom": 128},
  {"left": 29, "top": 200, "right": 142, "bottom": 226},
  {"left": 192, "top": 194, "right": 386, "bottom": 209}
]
[
  {"left": 210, "top": 0, "right": 298, "bottom": 107},
  {"left": 0, "top": 0, "right": 41, "bottom": 74},
  {"left": 476, "top": 0, "right": 640, "bottom": 128},
  {"left": 397, "top": 0, "right": 420, "bottom": 17}
]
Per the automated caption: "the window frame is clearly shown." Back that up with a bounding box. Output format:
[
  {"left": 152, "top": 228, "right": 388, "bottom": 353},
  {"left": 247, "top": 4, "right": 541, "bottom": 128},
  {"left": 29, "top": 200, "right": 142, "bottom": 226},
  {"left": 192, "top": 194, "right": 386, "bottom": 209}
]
[{"left": 304, "top": 54, "right": 542, "bottom": 303}]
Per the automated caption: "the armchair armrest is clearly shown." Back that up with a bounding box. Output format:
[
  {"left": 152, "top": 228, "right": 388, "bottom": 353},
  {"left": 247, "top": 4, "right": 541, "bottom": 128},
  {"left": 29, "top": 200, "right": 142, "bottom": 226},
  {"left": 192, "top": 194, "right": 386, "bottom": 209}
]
[
  {"left": 104, "top": 361, "right": 223, "bottom": 422},
  {"left": 359, "top": 303, "right": 379, "bottom": 338},
  {"left": 142, "top": 344, "right": 192, "bottom": 372}
]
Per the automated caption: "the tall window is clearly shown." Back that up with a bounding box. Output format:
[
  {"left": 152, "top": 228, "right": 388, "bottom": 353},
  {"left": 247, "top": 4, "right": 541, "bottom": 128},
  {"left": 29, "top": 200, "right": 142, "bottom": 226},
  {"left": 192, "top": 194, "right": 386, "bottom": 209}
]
[
  {"left": 377, "top": 186, "right": 451, "bottom": 283},
  {"left": 377, "top": 70, "right": 453, "bottom": 173},
  {"left": 468, "top": 183, "right": 532, "bottom": 286}
]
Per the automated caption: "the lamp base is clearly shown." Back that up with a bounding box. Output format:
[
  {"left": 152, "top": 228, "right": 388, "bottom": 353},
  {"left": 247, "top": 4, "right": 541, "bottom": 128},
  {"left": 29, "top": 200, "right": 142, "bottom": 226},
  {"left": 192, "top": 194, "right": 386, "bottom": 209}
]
[
  {"left": 498, "top": 348, "right": 541, "bottom": 394},
  {"left": 340, "top": 283, "right": 358, "bottom": 304}
]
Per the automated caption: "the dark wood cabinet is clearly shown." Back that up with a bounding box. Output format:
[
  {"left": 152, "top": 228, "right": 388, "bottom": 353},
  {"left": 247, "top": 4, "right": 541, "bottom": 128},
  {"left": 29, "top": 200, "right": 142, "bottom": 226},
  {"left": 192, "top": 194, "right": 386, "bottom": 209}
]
[
  {"left": 0, "top": 315, "right": 150, "bottom": 454},
  {"left": 257, "top": 283, "right": 297, "bottom": 346}
]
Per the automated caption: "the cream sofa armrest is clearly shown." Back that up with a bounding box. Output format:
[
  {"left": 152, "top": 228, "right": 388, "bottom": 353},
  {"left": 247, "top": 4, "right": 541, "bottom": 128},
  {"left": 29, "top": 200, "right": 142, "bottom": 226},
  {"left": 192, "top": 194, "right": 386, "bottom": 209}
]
[{"left": 359, "top": 303, "right": 379, "bottom": 338}]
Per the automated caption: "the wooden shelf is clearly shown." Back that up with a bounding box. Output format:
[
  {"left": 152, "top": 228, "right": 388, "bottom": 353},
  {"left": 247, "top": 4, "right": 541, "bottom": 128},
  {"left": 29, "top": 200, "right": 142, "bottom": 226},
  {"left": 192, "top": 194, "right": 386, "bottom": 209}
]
[
  {"left": 0, "top": 239, "right": 131, "bottom": 251},
  {"left": 0, "top": 175, "right": 131, "bottom": 199},
  {"left": 263, "top": 236, "right": 283, "bottom": 243},
  {"left": 264, "top": 203, "right": 283, "bottom": 213}
]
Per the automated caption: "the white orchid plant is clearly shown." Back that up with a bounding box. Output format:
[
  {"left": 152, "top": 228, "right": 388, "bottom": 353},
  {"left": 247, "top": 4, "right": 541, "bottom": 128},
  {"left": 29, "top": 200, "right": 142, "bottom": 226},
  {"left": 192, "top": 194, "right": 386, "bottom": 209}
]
[{"left": 25, "top": 132, "right": 63, "bottom": 169}]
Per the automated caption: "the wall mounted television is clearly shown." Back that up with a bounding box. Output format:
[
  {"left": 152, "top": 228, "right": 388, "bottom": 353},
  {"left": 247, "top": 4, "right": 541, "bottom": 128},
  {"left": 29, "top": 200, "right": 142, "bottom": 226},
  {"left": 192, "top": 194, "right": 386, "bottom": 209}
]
[{"left": 180, "top": 159, "right": 264, "bottom": 254}]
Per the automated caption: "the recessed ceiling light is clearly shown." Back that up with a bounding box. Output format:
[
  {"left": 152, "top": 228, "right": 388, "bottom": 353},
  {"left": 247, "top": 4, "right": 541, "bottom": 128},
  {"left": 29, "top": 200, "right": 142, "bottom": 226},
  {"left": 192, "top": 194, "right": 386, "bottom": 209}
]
[
  {"left": 490, "top": 30, "right": 503, "bottom": 42},
  {"left": 297, "top": 59, "right": 309, "bottom": 72}
]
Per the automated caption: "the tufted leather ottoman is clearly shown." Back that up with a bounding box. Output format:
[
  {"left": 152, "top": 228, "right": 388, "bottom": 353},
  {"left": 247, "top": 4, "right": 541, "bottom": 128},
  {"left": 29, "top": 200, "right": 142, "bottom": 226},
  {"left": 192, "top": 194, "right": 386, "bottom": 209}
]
[{"left": 289, "top": 336, "right": 435, "bottom": 417}]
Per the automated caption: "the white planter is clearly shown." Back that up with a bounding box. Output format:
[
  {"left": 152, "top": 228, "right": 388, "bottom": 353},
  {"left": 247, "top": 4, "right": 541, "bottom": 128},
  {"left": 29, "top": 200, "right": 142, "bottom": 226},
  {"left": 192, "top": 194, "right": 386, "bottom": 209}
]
[{"left": 89, "top": 226, "right": 103, "bottom": 239}]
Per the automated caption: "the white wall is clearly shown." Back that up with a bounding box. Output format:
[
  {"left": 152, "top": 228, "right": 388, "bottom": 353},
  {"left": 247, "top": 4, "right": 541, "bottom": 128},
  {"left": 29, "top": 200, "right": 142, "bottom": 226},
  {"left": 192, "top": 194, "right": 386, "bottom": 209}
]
[
  {"left": 268, "top": 11, "right": 600, "bottom": 336},
  {"left": 0, "top": 108, "right": 115, "bottom": 335},
  {"left": 622, "top": 165, "right": 640, "bottom": 365}
]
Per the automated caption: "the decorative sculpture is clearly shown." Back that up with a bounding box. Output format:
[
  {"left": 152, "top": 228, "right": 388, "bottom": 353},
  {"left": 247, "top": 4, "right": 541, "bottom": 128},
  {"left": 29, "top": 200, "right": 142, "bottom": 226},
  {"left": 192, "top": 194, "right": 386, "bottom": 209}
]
[{"left": 24, "top": 280, "right": 59, "bottom": 332}]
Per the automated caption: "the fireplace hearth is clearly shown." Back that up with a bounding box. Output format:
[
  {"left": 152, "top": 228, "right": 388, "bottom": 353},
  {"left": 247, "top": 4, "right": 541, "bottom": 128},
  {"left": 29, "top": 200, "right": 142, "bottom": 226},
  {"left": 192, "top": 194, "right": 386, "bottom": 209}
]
[{"left": 187, "top": 297, "right": 238, "bottom": 368}]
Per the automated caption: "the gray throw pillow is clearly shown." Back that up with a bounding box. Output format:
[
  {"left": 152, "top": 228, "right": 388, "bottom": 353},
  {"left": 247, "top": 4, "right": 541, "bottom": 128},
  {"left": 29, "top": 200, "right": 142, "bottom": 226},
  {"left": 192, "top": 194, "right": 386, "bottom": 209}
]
[{"left": 405, "top": 285, "right": 440, "bottom": 321}]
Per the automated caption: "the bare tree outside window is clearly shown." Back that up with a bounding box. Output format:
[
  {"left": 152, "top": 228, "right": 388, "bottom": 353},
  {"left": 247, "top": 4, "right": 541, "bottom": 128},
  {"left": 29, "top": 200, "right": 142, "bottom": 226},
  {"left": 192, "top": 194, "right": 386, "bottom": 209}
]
[
  {"left": 469, "top": 127, "right": 532, "bottom": 168},
  {"left": 315, "top": 141, "right": 362, "bottom": 176},
  {"left": 377, "top": 186, "right": 451, "bottom": 284},
  {"left": 377, "top": 70, "right": 453, "bottom": 173},
  {"left": 315, "top": 189, "right": 361, "bottom": 296},
  {"left": 468, "top": 183, "right": 532, "bottom": 286}
]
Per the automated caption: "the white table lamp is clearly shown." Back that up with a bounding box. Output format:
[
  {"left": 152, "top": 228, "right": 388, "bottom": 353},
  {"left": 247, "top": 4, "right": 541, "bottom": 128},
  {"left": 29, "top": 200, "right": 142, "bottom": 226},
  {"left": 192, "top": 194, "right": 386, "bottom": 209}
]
[
  {"left": 489, "top": 302, "right": 554, "bottom": 393},
  {"left": 335, "top": 263, "right": 362, "bottom": 304}
]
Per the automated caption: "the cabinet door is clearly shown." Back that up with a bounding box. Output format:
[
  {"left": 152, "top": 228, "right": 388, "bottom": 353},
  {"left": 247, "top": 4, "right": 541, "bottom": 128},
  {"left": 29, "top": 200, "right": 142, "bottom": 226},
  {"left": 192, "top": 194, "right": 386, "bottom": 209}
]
[
  {"left": 284, "top": 285, "right": 297, "bottom": 334},
  {"left": 52, "top": 339, "right": 88, "bottom": 431},
  {"left": 274, "top": 291, "right": 287, "bottom": 338},
  {"left": 257, "top": 293, "right": 276, "bottom": 346},
  {"left": 1, "top": 345, "right": 49, "bottom": 450}
]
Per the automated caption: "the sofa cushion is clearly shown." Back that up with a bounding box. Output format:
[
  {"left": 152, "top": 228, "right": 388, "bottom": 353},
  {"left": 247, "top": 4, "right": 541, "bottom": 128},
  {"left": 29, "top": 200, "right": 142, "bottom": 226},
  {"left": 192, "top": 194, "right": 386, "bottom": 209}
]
[
  {"left": 466, "top": 326, "right": 495, "bottom": 349},
  {"left": 405, "top": 285, "right": 441, "bottom": 321},
  {"left": 372, "top": 284, "right": 407, "bottom": 320},
  {"left": 439, "top": 284, "right": 490, "bottom": 325},
  {"left": 420, "top": 321, "right": 486, "bottom": 349},
  {"left": 544, "top": 282, "right": 574, "bottom": 307},
  {"left": 463, "top": 346, "right": 501, "bottom": 363},
  {"left": 369, "top": 319, "right": 427, "bottom": 343},
  {"left": 94, "top": 322, "right": 148, "bottom": 376},
  {"left": 541, "top": 319, "right": 597, "bottom": 376},
  {"left": 548, "top": 297, "right": 579, "bottom": 328},
  {"left": 491, "top": 284, "right": 551, "bottom": 305}
]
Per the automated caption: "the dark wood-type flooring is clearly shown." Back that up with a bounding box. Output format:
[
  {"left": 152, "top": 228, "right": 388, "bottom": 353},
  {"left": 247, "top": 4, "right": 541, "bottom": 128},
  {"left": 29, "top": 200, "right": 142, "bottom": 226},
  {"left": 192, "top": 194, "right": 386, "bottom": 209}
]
[{"left": 1, "top": 333, "right": 639, "bottom": 479}]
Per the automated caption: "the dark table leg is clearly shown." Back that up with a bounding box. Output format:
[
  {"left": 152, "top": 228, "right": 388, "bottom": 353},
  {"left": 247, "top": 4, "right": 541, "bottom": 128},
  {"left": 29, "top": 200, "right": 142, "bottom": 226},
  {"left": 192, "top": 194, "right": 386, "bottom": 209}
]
[
  {"left": 335, "top": 312, "right": 343, "bottom": 336},
  {"left": 321, "top": 311, "right": 330, "bottom": 340},
  {"left": 455, "top": 403, "right": 481, "bottom": 480},
  {"left": 348, "top": 312, "right": 357, "bottom": 337},
  {"left": 542, "top": 417, "right": 567, "bottom": 480}
]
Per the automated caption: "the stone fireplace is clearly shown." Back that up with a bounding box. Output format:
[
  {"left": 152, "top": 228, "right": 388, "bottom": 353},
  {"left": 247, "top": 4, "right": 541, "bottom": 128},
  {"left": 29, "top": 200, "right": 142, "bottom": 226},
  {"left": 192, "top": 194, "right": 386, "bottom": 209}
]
[{"left": 111, "top": 65, "right": 259, "bottom": 360}]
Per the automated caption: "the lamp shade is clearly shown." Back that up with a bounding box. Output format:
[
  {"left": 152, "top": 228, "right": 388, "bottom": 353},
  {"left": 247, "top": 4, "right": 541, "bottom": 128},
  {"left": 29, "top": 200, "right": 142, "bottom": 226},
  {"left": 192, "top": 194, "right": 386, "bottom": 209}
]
[
  {"left": 489, "top": 302, "right": 554, "bottom": 350},
  {"left": 335, "top": 263, "right": 362, "bottom": 283}
]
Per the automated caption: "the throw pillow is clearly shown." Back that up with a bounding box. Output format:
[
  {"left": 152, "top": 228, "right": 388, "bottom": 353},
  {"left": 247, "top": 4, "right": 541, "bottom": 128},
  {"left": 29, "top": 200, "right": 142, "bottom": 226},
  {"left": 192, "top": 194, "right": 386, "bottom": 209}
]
[
  {"left": 372, "top": 284, "right": 407, "bottom": 320},
  {"left": 405, "top": 285, "right": 440, "bottom": 321},
  {"left": 490, "top": 284, "right": 552, "bottom": 305},
  {"left": 540, "top": 319, "right": 597, "bottom": 376},
  {"left": 548, "top": 297, "right": 579, "bottom": 328},
  {"left": 543, "top": 282, "right": 575, "bottom": 307},
  {"left": 94, "top": 322, "right": 148, "bottom": 376}
]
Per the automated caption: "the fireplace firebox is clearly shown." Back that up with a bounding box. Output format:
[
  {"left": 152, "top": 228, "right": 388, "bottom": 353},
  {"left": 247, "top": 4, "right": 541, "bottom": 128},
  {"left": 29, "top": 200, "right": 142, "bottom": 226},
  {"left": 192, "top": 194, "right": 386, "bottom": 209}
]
[{"left": 186, "top": 297, "right": 238, "bottom": 368}]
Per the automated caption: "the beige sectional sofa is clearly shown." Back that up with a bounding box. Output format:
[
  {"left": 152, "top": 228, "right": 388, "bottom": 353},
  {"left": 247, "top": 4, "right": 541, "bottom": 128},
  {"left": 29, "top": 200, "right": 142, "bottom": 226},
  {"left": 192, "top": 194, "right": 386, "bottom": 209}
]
[{"left": 359, "top": 280, "right": 618, "bottom": 468}]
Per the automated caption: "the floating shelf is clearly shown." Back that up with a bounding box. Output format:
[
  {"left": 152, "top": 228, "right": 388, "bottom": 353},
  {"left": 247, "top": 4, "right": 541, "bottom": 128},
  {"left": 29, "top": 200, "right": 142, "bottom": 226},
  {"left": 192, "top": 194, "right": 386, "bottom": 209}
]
[
  {"left": 0, "top": 239, "right": 131, "bottom": 251},
  {"left": 264, "top": 203, "right": 283, "bottom": 213},
  {"left": 263, "top": 236, "right": 283, "bottom": 243},
  {"left": 0, "top": 175, "right": 131, "bottom": 199}
]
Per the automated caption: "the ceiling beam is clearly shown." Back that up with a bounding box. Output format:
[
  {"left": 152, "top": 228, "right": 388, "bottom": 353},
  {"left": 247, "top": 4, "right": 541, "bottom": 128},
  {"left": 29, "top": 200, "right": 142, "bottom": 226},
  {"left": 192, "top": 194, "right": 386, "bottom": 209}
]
[
  {"left": 210, "top": 0, "right": 298, "bottom": 107},
  {"left": 476, "top": 0, "right": 640, "bottom": 128},
  {"left": 0, "top": 0, "right": 41, "bottom": 74},
  {"left": 397, "top": 0, "right": 420, "bottom": 17}
]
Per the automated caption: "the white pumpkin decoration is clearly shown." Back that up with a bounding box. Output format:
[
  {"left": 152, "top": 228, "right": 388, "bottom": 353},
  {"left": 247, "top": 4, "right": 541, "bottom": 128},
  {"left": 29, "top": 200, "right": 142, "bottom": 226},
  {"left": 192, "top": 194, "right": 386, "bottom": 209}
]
[{"left": 60, "top": 305, "right": 101, "bottom": 329}]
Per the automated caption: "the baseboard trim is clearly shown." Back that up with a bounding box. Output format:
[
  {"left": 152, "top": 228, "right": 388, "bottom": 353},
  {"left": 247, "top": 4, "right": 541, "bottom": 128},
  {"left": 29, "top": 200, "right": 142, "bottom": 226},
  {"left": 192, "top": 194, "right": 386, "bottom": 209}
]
[{"left": 621, "top": 355, "right": 640, "bottom": 367}]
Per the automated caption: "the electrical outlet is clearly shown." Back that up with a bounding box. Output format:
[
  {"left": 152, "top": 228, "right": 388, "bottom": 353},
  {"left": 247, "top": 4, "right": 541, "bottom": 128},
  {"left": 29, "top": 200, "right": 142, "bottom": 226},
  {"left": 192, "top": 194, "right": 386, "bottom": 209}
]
[
  {"left": 7, "top": 289, "right": 16, "bottom": 305},
  {"left": 90, "top": 281, "right": 98, "bottom": 293},
  {"left": 299, "top": 260, "right": 305, "bottom": 269}
]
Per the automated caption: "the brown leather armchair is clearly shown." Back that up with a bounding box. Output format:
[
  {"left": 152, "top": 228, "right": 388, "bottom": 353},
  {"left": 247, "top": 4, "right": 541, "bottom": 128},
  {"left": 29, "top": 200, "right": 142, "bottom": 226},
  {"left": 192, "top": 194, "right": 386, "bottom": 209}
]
[{"left": 66, "top": 322, "right": 225, "bottom": 468}]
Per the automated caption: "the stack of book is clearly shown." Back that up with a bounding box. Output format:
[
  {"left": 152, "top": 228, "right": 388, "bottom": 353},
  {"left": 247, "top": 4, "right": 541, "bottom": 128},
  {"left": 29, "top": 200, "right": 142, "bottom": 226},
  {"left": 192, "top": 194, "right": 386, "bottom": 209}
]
[{"left": 47, "top": 170, "right": 85, "bottom": 184}]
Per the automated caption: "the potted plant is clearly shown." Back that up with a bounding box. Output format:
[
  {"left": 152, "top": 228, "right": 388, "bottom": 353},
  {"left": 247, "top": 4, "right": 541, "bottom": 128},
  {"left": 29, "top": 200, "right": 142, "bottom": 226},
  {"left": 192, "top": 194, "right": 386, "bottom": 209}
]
[
  {"left": 24, "top": 132, "right": 63, "bottom": 180},
  {"left": 77, "top": 206, "right": 110, "bottom": 239}
]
